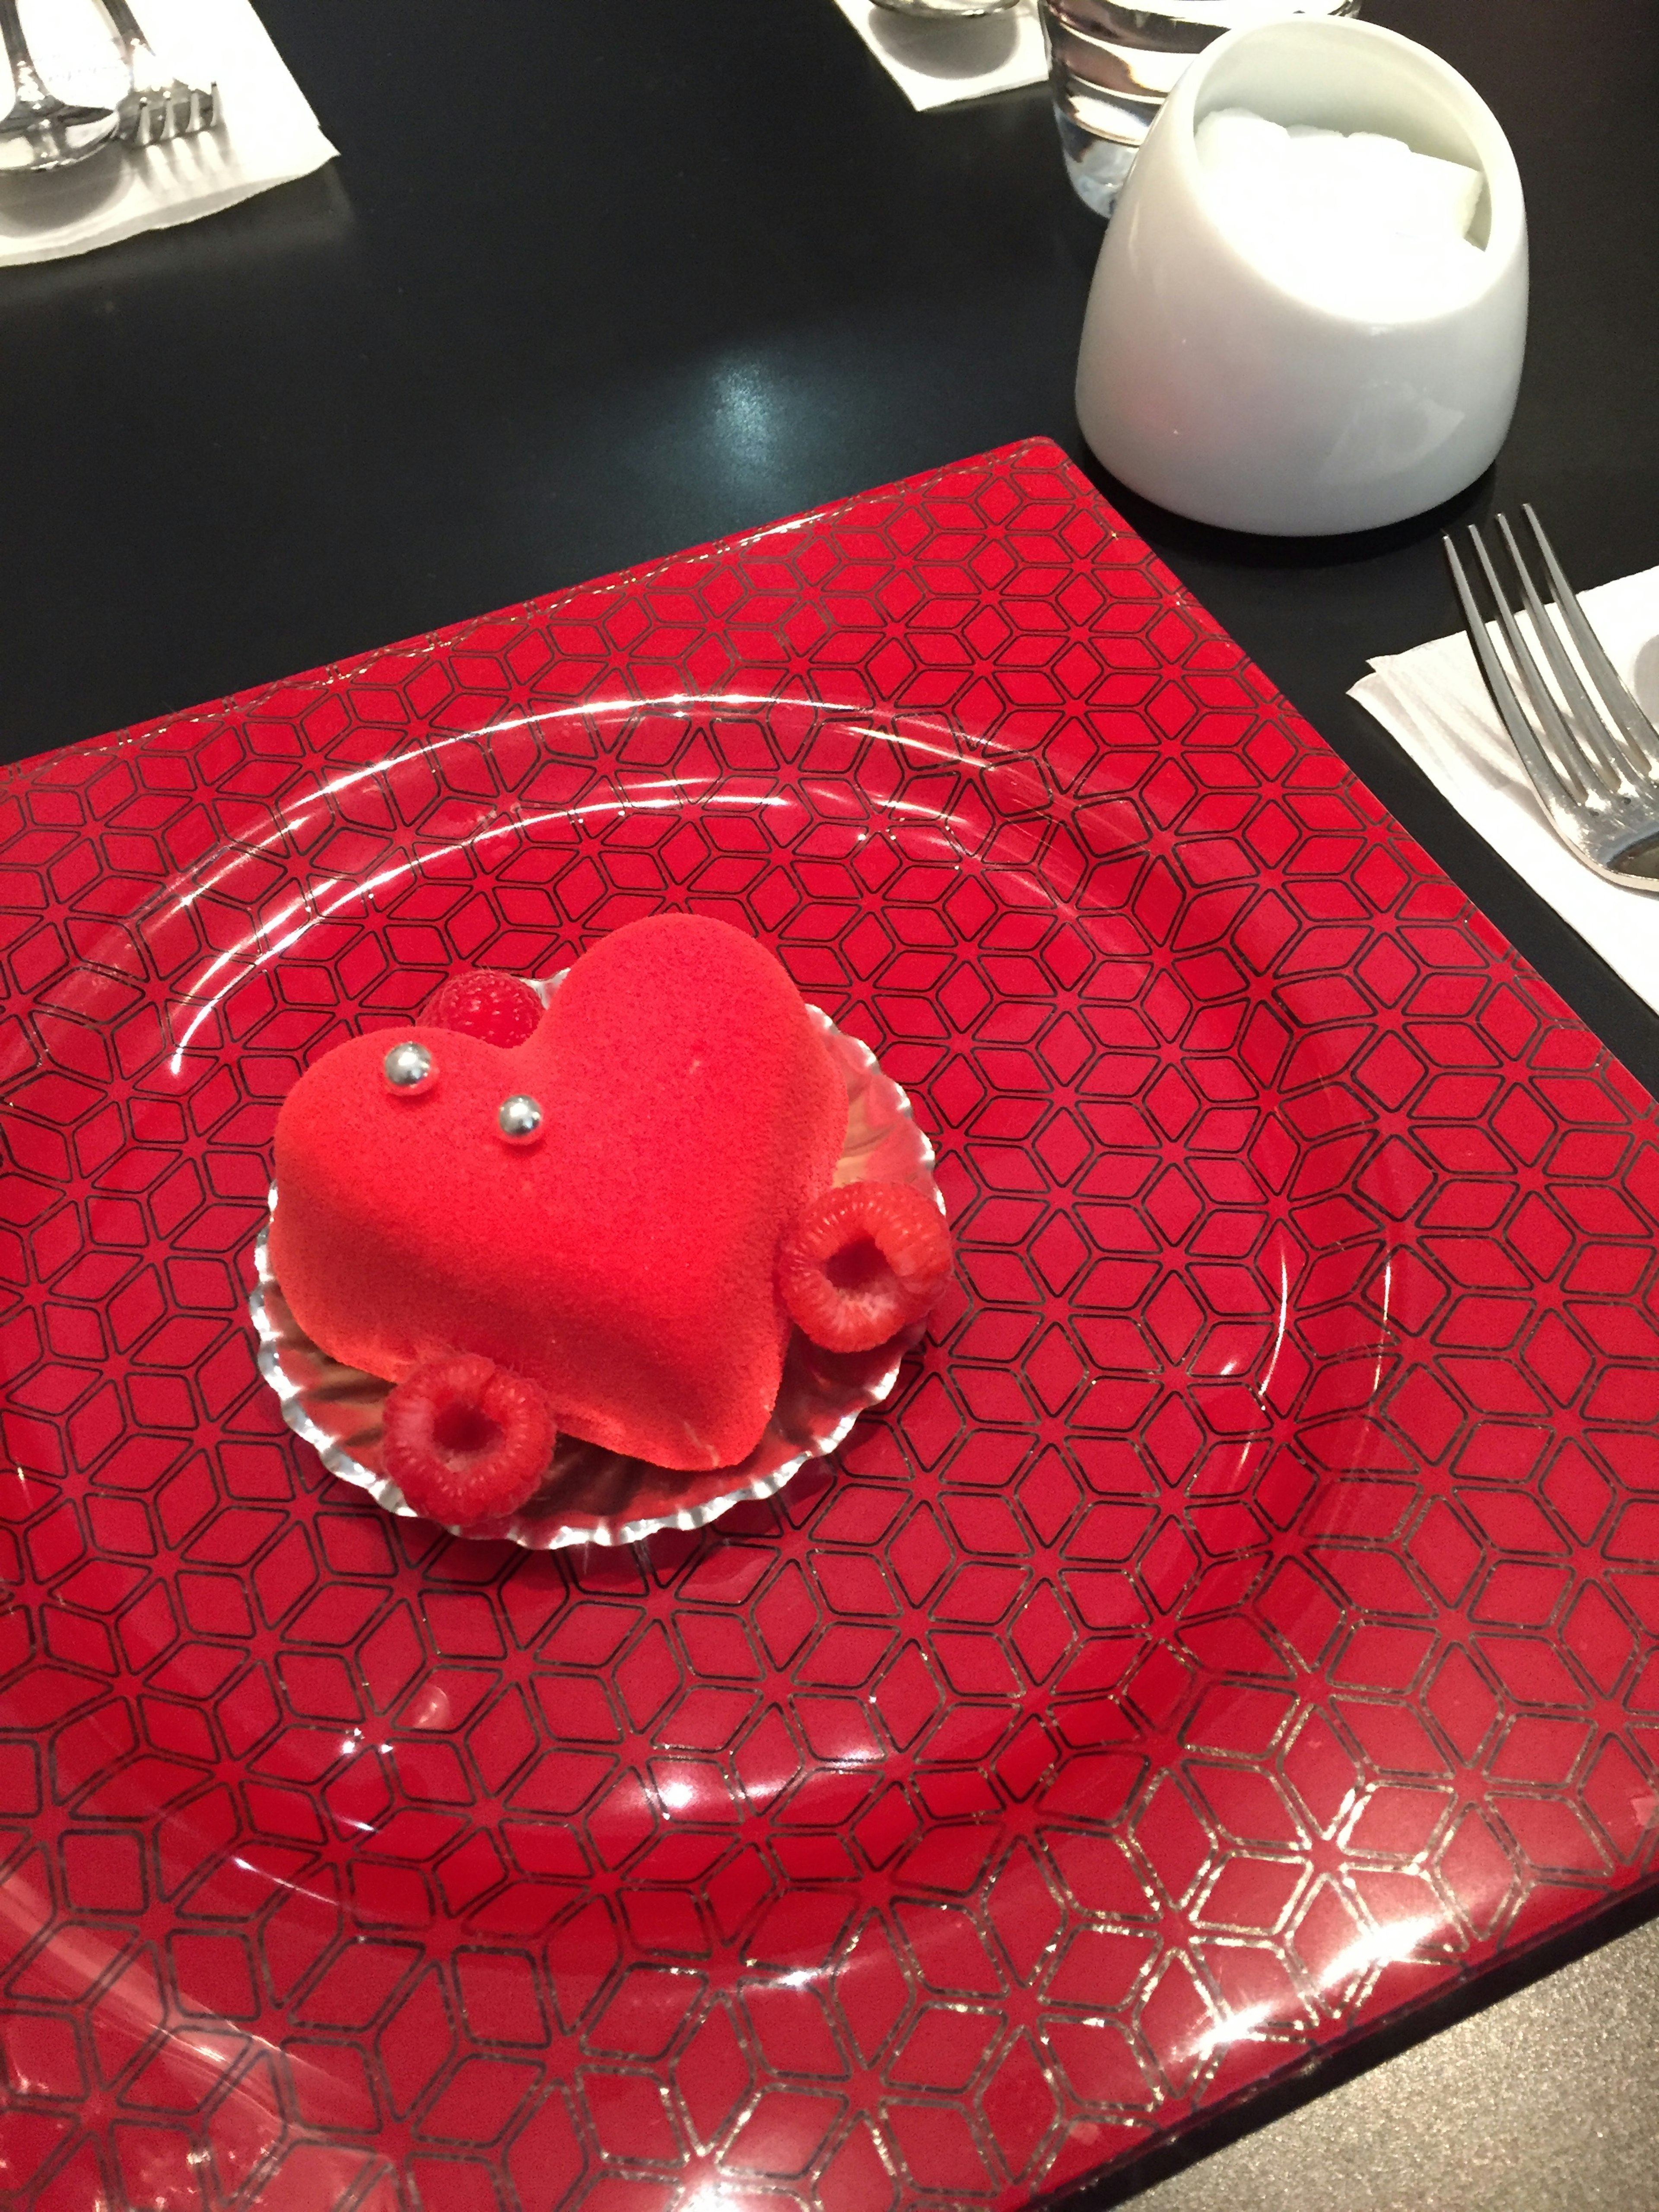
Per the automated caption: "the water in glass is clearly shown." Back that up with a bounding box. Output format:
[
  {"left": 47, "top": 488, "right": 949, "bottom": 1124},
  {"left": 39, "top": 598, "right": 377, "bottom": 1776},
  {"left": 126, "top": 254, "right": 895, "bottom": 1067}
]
[{"left": 1041, "top": 0, "right": 1360, "bottom": 215}]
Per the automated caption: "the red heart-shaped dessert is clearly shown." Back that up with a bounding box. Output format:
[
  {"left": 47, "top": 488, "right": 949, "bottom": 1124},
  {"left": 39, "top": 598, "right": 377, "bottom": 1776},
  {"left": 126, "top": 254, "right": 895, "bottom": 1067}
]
[{"left": 268, "top": 916, "right": 848, "bottom": 1470}]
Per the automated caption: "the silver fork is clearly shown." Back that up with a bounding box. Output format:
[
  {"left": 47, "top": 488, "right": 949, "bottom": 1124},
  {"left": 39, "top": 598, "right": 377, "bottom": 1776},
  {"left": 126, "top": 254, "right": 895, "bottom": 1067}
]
[
  {"left": 1443, "top": 507, "right": 1659, "bottom": 889},
  {"left": 91, "top": 0, "right": 217, "bottom": 146},
  {"left": 0, "top": 0, "right": 118, "bottom": 170}
]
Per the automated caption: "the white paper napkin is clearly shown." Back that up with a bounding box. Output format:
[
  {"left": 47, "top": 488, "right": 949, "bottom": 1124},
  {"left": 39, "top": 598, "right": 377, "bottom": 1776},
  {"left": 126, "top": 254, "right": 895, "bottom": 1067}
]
[
  {"left": 0, "top": 0, "right": 336, "bottom": 267},
  {"left": 830, "top": 0, "right": 1048, "bottom": 112},
  {"left": 1352, "top": 566, "right": 1659, "bottom": 1015}
]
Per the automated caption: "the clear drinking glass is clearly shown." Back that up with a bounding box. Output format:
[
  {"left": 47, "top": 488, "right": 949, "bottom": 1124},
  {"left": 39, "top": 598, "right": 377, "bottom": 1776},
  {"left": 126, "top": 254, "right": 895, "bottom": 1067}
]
[{"left": 1038, "top": 0, "right": 1361, "bottom": 216}]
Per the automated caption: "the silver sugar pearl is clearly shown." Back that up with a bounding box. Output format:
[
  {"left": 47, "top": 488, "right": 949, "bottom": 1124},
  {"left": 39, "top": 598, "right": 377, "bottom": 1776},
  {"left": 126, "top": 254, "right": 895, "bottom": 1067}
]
[
  {"left": 383, "top": 1040, "right": 435, "bottom": 1093},
  {"left": 498, "top": 1093, "right": 544, "bottom": 1144}
]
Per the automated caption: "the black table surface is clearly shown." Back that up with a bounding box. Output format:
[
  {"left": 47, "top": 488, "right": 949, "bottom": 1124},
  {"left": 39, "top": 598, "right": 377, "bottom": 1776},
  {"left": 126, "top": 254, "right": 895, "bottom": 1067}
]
[{"left": 2, "top": 1, "right": 1657, "bottom": 2204}]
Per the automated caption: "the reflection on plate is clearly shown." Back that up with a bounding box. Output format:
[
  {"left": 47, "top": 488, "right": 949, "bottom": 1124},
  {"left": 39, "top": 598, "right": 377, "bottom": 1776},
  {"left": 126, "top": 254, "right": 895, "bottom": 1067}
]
[{"left": 249, "top": 998, "right": 941, "bottom": 1548}]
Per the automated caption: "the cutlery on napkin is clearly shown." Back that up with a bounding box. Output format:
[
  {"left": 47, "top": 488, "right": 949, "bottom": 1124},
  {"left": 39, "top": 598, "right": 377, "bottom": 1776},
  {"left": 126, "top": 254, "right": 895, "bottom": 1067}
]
[
  {"left": 1352, "top": 563, "right": 1659, "bottom": 1014},
  {"left": 830, "top": 0, "right": 1047, "bottom": 111},
  {"left": 0, "top": 0, "right": 335, "bottom": 266}
]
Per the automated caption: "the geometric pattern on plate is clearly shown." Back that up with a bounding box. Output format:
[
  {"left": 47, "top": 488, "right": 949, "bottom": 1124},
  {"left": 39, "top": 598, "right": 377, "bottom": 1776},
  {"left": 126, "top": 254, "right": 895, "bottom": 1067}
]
[
  {"left": 0, "top": 438, "right": 1656, "bottom": 2212},
  {"left": 251, "top": 996, "right": 940, "bottom": 1549}
]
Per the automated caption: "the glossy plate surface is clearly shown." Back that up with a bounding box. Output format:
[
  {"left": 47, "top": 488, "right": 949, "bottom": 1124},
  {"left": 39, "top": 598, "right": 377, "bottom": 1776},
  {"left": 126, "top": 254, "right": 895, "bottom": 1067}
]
[{"left": 1, "top": 439, "right": 1656, "bottom": 2212}]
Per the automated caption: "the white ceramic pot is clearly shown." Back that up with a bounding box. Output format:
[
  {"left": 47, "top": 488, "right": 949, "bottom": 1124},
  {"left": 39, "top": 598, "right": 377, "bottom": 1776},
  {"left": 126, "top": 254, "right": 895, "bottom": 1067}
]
[{"left": 1074, "top": 16, "right": 1528, "bottom": 536}]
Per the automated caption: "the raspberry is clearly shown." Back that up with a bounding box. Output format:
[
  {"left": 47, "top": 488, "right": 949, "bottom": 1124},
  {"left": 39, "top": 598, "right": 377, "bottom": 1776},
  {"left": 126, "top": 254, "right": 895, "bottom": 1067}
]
[
  {"left": 381, "top": 1354, "right": 554, "bottom": 1528},
  {"left": 778, "top": 1181, "right": 952, "bottom": 1353},
  {"left": 419, "top": 970, "right": 543, "bottom": 1049}
]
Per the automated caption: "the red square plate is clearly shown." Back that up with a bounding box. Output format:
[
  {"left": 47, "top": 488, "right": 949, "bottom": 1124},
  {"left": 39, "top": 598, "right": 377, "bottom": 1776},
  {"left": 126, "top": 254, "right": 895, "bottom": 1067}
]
[{"left": 2, "top": 439, "right": 1657, "bottom": 2212}]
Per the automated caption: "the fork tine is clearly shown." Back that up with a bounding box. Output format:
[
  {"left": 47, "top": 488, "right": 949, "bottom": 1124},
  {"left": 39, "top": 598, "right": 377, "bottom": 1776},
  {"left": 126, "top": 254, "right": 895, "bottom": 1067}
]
[
  {"left": 1464, "top": 524, "right": 1613, "bottom": 804},
  {"left": 1495, "top": 513, "right": 1637, "bottom": 789},
  {"left": 1522, "top": 504, "right": 1659, "bottom": 772},
  {"left": 1443, "top": 533, "right": 1583, "bottom": 816}
]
